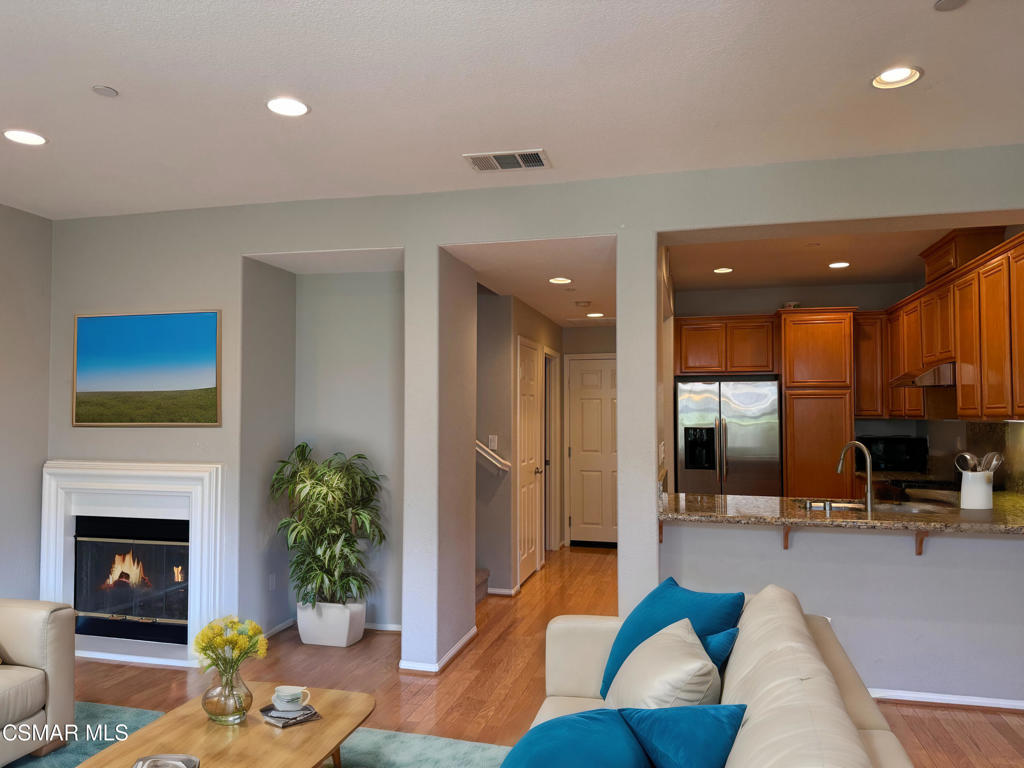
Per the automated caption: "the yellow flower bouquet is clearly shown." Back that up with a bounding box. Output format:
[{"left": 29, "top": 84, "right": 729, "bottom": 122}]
[{"left": 194, "top": 616, "right": 268, "bottom": 724}]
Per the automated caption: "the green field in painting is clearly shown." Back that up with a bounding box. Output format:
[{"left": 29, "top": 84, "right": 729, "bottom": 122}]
[{"left": 75, "top": 387, "right": 218, "bottom": 424}]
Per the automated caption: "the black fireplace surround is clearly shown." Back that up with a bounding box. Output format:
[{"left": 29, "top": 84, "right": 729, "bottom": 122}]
[{"left": 74, "top": 516, "right": 189, "bottom": 644}]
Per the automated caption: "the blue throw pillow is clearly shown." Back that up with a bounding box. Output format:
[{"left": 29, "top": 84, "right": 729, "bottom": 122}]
[
  {"left": 699, "top": 627, "right": 739, "bottom": 673},
  {"left": 501, "top": 709, "right": 651, "bottom": 768},
  {"left": 621, "top": 705, "right": 747, "bottom": 768},
  {"left": 600, "top": 578, "right": 744, "bottom": 697}
]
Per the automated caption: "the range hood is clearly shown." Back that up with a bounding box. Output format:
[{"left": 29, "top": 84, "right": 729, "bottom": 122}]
[{"left": 911, "top": 362, "right": 956, "bottom": 387}]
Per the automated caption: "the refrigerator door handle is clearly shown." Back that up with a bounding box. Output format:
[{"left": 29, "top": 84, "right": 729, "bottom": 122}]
[
  {"left": 714, "top": 417, "right": 722, "bottom": 484},
  {"left": 721, "top": 417, "right": 728, "bottom": 483}
]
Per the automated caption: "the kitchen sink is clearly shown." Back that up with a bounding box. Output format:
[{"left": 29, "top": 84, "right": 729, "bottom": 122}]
[{"left": 874, "top": 501, "right": 955, "bottom": 515}]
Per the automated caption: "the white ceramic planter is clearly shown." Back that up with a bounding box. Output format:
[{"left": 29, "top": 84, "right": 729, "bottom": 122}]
[{"left": 296, "top": 600, "right": 366, "bottom": 647}]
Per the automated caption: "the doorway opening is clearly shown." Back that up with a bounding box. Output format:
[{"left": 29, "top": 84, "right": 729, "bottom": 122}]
[{"left": 445, "top": 235, "right": 618, "bottom": 596}]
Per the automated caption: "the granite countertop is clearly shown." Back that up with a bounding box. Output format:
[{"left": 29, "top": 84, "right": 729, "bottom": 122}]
[{"left": 659, "top": 492, "right": 1024, "bottom": 535}]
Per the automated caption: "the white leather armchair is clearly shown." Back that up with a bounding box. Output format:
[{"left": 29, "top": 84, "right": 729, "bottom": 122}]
[{"left": 0, "top": 599, "right": 74, "bottom": 766}]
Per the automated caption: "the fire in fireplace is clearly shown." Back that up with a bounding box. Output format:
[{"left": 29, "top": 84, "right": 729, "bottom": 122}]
[{"left": 74, "top": 516, "right": 189, "bottom": 644}]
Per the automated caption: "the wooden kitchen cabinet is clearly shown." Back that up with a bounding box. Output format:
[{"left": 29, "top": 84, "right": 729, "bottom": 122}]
[
  {"left": 953, "top": 272, "right": 982, "bottom": 418},
  {"left": 853, "top": 313, "right": 886, "bottom": 418},
  {"left": 784, "top": 389, "right": 853, "bottom": 499},
  {"left": 726, "top": 318, "right": 775, "bottom": 371},
  {"left": 919, "top": 227, "right": 1006, "bottom": 283},
  {"left": 900, "top": 300, "right": 924, "bottom": 379},
  {"left": 887, "top": 310, "right": 905, "bottom": 417},
  {"left": 675, "top": 316, "right": 775, "bottom": 374},
  {"left": 920, "top": 285, "right": 955, "bottom": 367},
  {"left": 885, "top": 309, "right": 924, "bottom": 418},
  {"left": 676, "top": 320, "right": 726, "bottom": 373},
  {"left": 780, "top": 310, "right": 853, "bottom": 388},
  {"left": 1010, "top": 246, "right": 1024, "bottom": 417},
  {"left": 978, "top": 254, "right": 1013, "bottom": 418}
]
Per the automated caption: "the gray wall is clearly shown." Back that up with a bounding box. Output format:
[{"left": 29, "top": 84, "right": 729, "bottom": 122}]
[
  {"left": 563, "top": 325, "right": 616, "bottom": 355},
  {"left": 661, "top": 523, "right": 1023, "bottom": 701},
  {"left": 674, "top": 281, "right": 921, "bottom": 316},
  {"left": 49, "top": 209, "right": 245, "bottom": 618},
  {"left": 476, "top": 293, "right": 514, "bottom": 591},
  {"left": 436, "top": 252, "right": 477, "bottom": 656},
  {"left": 238, "top": 259, "right": 296, "bottom": 631},
  {"left": 294, "top": 272, "right": 404, "bottom": 629},
  {"left": 47, "top": 142, "right": 1024, "bottom": 665},
  {"left": 513, "top": 298, "right": 562, "bottom": 353},
  {"left": 0, "top": 204, "right": 51, "bottom": 598}
]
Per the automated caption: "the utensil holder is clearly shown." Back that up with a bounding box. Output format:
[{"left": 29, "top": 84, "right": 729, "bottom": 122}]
[{"left": 960, "top": 471, "right": 993, "bottom": 510}]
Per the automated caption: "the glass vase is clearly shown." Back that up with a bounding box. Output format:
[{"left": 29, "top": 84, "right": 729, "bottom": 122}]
[{"left": 201, "top": 669, "right": 253, "bottom": 725}]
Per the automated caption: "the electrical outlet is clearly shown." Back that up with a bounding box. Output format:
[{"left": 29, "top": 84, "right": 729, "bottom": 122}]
[
  {"left": 268, "top": 572, "right": 276, "bottom": 592},
  {"left": 488, "top": 434, "right": 499, "bottom": 450}
]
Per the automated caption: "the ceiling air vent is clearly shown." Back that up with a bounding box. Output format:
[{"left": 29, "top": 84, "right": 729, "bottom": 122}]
[{"left": 463, "top": 149, "right": 551, "bottom": 172}]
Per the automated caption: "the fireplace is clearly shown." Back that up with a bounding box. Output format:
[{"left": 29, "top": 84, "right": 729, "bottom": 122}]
[{"left": 74, "top": 516, "right": 189, "bottom": 644}]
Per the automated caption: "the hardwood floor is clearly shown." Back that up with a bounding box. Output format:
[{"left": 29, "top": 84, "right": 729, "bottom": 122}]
[
  {"left": 76, "top": 545, "right": 618, "bottom": 746},
  {"left": 76, "top": 545, "right": 1024, "bottom": 763}
]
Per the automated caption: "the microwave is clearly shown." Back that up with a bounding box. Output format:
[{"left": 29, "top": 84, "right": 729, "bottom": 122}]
[{"left": 855, "top": 435, "right": 928, "bottom": 473}]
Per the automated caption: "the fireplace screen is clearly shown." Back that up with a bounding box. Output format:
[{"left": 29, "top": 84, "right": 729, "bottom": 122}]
[{"left": 74, "top": 516, "right": 188, "bottom": 644}]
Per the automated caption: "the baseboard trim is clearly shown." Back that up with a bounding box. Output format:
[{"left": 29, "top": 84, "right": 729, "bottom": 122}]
[
  {"left": 264, "top": 618, "right": 296, "bottom": 638},
  {"left": 487, "top": 587, "right": 520, "bottom": 596},
  {"left": 870, "top": 688, "right": 1024, "bottom": 711},
  {"left": 366, "top": 623, "right": 402, "bottom": 632},
  {"left": 398, "top": 626, "right": 478, "bottom": 674}
]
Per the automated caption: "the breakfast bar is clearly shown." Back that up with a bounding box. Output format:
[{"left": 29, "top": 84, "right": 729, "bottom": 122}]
[{"left": 657, "top": 492, "right": 1024, "bottom": 705}]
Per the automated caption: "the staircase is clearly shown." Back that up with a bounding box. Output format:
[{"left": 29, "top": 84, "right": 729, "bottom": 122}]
[{"left": 475, "top": 568, "right": 490, "bottom": 604}]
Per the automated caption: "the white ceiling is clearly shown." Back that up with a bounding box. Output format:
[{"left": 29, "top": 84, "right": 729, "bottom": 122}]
[
  {"left": 445, "top": 236, "right": 616, "bottom": 326},
  {"left": 670, "top": 229, "right": 952, "bottom": 290},
  {"left": 247, "top": 247, "right": 403, "bottom": 274},
  {"left": 3, "top": 1, "right": 1024, "bottom": 220}
]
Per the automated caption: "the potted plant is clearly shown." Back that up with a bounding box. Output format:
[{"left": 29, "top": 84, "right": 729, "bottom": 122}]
[{"left": 271, "top": 442, "right": 386, "bottom": 647}]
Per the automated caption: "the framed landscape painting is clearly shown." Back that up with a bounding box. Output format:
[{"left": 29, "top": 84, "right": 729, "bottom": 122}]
[{"left": 73, "top": 310, "right": 221, "bottom": 426}]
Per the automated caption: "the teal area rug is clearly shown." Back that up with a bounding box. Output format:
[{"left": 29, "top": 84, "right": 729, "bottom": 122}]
[{"left": 11, "top": 702, "right": 511, "bottom": 768}]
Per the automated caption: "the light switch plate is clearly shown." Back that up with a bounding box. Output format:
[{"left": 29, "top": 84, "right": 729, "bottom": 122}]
[{"left": 488, "top": 435, "right": 499, "bottom": 450}]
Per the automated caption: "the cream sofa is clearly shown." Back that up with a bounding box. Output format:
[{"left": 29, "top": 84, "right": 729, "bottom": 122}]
[
  {"left": 0, "top": 599, "right": 74, "bottom": 766},
  {"left": 534, "top": 585, "right": 912, "bottom": 768}
]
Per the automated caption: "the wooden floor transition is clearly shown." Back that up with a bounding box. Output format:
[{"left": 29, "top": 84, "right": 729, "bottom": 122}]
[{"left": 76, "top": 546, "right": 1024, "bottom": 762}]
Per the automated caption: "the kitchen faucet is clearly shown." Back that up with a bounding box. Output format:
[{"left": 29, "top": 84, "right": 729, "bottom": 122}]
[{"left": 836, "top": 440, "right": 872, "bottom": 515}]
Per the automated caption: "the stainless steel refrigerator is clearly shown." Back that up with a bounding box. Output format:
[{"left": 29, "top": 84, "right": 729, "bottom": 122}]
[{"left": 675, "top": 376, "right": 782, "bottom": 496}]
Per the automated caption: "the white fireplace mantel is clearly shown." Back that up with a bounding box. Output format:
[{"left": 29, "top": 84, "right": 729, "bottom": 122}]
[{"left": 40, "top": 460, "right": 228, "bottom": 666}]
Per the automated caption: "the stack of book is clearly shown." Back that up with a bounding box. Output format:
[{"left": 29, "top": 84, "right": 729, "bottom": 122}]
[{"left": 259, "top": 703, "right": 321, "bottom": 728}]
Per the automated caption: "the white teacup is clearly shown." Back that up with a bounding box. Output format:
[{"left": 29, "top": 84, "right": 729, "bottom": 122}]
[{"left": 272, "top": 685, "right": 311, "bottom": 711}]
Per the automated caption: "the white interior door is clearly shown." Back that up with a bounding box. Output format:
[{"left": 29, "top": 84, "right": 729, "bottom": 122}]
[
  {"left": 517, "top": 337, "right": 543, "bottom": 585},
  {"left": 567, "top": 356, "right": 617, "bottom": 543}
]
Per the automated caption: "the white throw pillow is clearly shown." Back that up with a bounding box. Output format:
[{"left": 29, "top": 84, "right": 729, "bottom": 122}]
[{"left": 604, "top": 618, "right": 721, "bottom": 709}]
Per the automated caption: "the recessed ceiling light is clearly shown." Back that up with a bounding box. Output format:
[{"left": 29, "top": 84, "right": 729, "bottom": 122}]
[
  {"left": 586, "top": 312, "right": 605, "bottom": 318},
  {"left": 91, "top": 85, "right": 119, "bottom": 98},
  {"left": 934, "top": 0, "right": 967, "bottom": 10},
  {"left": 829, "top": 262, "right": 851, "bottom": 269},
  {"left": 548, "top": 277, "right": 572, "bottom": 285},
  {"left": 267, "top": 97, "right": 309, "bottom": 117},
  {"left": 872, "top": 66, "right": 922, "bottom": 89},
  {"left": 713, "top": 267, "right": 733, "bottom": 274},
  {"left": 4, "top": 129, "right": 46, "bottom": 146}
]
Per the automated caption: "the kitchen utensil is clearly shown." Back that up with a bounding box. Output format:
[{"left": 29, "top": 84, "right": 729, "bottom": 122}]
[
  {"left": 954, "top": 452, "right": 979, "bottom": 473},
  {"left": 961, "top": 470, "right": 994, "bottom": 510},
  {"left": 980, "top": 451, "right": 1003, "bottom": 473}
]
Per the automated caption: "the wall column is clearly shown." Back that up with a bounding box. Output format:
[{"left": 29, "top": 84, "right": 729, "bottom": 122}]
[
  {"left": 400, "top": 244, "right": 478, "bottom": 669},
  {"left": 400, "top": 243, "right": 441, "bottom": 668},
  {"left": 616, "top": 227, "right": 661, "bottom": 614}
]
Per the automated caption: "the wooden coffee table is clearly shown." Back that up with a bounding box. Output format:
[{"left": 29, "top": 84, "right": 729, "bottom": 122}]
[{"left": 78, "top": 682, "right": 375, "bottom": 768}]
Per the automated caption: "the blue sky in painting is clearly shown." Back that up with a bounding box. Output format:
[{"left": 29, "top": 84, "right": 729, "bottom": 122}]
[{"left": 76, "top": 312, "right": 217, "bottom": 392}]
